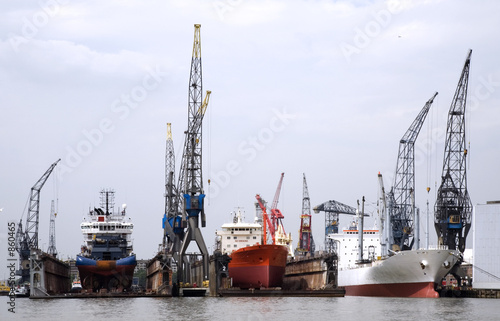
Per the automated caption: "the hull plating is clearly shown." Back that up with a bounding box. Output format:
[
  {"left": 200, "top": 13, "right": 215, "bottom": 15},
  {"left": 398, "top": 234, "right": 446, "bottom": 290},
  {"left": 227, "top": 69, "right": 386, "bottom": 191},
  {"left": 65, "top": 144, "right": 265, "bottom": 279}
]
[
  {"left": 229, "top": 244, "right": 288, "bottom": 288},
  {"left": 76, "top": 255, "right": 136, "bottom": 290},
  {"left": 338, "top": 249, "right": 460, "bottom": 298}
]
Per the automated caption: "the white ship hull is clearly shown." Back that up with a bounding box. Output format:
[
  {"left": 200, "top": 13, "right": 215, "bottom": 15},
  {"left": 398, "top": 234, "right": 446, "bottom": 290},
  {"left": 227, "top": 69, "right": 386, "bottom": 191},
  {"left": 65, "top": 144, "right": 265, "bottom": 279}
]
[{"left": 338, "top": 249, "right": 461, "bottom": 297}]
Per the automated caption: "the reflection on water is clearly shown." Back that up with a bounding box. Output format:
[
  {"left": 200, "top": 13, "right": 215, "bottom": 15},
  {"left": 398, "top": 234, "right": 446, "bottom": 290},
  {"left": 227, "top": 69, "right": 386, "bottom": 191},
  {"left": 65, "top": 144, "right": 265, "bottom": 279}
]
[{"left": 0, "top": 296, "right": 496, "bottom": 321}]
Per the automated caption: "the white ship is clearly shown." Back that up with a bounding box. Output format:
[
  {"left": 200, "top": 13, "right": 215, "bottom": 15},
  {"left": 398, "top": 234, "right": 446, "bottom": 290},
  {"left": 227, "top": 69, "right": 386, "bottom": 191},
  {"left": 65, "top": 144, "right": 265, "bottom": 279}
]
[{"left": 330, "top": 221, "right": 461, "bottom": 297}]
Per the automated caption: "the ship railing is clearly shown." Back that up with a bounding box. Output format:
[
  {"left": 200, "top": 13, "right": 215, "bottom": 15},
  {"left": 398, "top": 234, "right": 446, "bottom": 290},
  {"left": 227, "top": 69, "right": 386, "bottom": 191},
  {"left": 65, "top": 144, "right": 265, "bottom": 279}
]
[{"left": 426, "top": 245, "right": 449, "bottom": 250}]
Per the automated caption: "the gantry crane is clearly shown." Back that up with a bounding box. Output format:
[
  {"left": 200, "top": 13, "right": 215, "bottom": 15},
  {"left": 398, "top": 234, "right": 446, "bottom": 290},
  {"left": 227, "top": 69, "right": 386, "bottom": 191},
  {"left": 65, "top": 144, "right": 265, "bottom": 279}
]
[
  {"left": 15, "top": 159, "right": 60, "bottom": 282},
  {"left": 176, "top": 24, "right": 211, "bottom": 282},
  {"left": 386, "top": 92, "right": 437, "bottom": 251},
  {"left": 313, "top": 200, "right": 357, "bottom": 253},
  {"left": 47, "top": 200, "right": 57, "bottom": 257},
  {"left": 296, "top": 173, "right": 315, "bottom": 256},
  {"left": 434, "top": 50, "right": 473, "bottom": 253}
]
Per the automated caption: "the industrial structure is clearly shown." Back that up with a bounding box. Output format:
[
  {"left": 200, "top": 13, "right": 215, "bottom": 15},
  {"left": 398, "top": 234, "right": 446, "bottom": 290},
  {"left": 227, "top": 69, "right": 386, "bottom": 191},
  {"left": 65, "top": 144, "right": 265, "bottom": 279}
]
[
  {"left": 47, "top": 200, "right": 57, "bottom": 257},
  {"left": 295, "top": 173, "right": 315, "bottom": 256},
  {"left": 160, "top": 24, "right": 211, "bottom": 289},
  {"left": 386, "top": 92, "right": 437, "bottom": 252},
  {"left": 254, "top": 173, "right": 293, "bottom": 254},
  {"left": 14, "top": 159, "right": 70, "bottom": 297},
  {"left": 434, "top": 49, "right": 473, "bottom": 253},
  {"left": 15, "top": 159, "right": 60, "bottom": 283},
  {"left": 313, "top": 200, "right": 357, "bottom": 254}
]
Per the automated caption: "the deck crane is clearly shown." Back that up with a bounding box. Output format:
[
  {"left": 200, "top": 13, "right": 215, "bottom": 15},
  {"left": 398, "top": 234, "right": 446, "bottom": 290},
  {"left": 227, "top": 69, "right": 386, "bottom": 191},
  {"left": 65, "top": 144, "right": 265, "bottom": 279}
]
[
  {"left": 434, "top": 50, "right": 473, "bottom": 253},
  {"left": 15, "top": 159, "right": 60, "bottom": 282},
  {"left": 313, "top": 200, "right": 358, "bottom": 253},
  {"left": 176, "top": 24, "right": 211, "bottom": 282},
  {"left": 386, "top": 92, "right": 437, "bottom": 251},
  {"left": 296, "top": 173, "right": 315, "bottom": 256},
  {"left": 47, "top": 200, "right": 57, "bottom": 257}
]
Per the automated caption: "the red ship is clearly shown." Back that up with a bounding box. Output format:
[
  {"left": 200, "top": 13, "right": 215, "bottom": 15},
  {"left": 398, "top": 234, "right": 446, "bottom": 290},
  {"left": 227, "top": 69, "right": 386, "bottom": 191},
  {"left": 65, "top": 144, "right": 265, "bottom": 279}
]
[
  {"left": 216, "top": 177, "right": 293, "bottom": 289},
  {"left": 228, "top": 244, "right": 288, "bottom": 289}
]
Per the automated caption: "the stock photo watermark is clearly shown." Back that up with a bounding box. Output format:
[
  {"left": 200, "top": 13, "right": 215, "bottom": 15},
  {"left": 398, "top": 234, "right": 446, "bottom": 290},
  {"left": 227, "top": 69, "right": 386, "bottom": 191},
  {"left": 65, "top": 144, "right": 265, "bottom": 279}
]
[
  {"left": 340, "top": 0, "right": 404, "bottom": 63},
  {"left": 8, "top": 0, "right": 69, "bottom": 52},
  {"left": 58, "top": 66, "right": 167, "bottom": 180},
  {"left": 208, "top": 107, "right": 296, "bottom": 198},
  {"left": 213, "top": 0, "right": 244, "bottom": 21},
  {"left": 6, "top": 221, "right": 17, "bottom": 313}
]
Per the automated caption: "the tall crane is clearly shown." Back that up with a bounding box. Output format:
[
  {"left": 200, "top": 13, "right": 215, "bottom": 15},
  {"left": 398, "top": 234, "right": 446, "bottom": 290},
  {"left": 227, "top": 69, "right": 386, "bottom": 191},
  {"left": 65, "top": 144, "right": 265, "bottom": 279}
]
[
  {"left": 386, "top": 92, "right": 437, "bottom": 251},
  {"left": 313, "top": 200, "right": 357, "bottom": 253},
  {"left": 47, "top": 200, "right": 57, "bottom": 257},
  {"left": 177, "top": 24, "right": 211, "bottom": 281},
  {"left": 163, "top": 123, "right": 182, "bottom": 254},
  {"left": 296, "top": 173, "right": 315, "bottom": 256},
  {"left": 434, "top": 49, "right": 473, "bottom": 253},
  {"left": 16, "top": 158, "right": 60, "bottom": 282}
]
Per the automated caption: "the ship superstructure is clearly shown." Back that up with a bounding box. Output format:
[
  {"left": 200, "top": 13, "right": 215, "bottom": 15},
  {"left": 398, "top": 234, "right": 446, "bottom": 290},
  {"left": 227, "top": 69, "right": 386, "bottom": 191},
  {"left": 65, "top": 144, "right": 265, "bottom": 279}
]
[
  {"left": 329, "top": 217, "right": 460, "bottom": 297},
  {"left": 216, "top": 209, "right": 263, "bottom": 255},
  {"left": 76, "top": 189, "right": 136, "bottom": 292}
]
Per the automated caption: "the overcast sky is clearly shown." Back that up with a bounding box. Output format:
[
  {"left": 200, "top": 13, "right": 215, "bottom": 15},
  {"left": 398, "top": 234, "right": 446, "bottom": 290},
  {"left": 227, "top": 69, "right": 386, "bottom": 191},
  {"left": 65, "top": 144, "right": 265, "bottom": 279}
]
[{"left": 1, "top": 0, "right": 499, "bottom": 279}]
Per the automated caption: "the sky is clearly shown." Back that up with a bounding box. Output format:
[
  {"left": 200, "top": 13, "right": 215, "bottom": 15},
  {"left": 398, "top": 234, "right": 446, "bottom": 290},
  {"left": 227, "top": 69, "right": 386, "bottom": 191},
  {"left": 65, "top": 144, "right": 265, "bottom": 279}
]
[{"left": 1, "top": 0, "right": 499, "bottom": 279}]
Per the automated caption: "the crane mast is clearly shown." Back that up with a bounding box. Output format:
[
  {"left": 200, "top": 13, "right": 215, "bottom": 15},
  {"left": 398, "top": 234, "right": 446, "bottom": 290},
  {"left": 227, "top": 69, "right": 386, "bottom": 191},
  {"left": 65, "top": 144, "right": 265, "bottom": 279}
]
[
  {"left": 296, "top": 173, "right": 315, "bottom": 256},
  {"left": 47, "top": 200, "right": 57, "bottom": 257},
  {"left": 176, "top": 24, "right": 211, "bottom": 281},
  {"left": 387, "top": 92, "right": 437, "bottom": 251},
  {"left": 163, "top": 123, "right": 182, "bottom": 253},
  {"left": 434, "top": 49, "right": 472, "bottom": 253}
]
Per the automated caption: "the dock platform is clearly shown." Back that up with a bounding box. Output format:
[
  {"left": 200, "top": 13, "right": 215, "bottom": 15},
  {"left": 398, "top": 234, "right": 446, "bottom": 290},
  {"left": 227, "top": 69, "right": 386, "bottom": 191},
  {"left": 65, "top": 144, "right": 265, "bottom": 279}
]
[{"left": 219, "top": 288, "right": 344, "bottom": 297}]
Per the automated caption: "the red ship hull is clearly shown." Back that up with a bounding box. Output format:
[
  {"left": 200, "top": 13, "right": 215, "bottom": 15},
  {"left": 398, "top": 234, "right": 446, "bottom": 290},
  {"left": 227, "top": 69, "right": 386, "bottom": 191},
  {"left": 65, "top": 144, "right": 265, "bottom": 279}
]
[
  {"left": 229, "top": 244, "right": 288, "bottom": 289},
  {"left": 344, "top": 282, "right": 439, "bottom": 298}
]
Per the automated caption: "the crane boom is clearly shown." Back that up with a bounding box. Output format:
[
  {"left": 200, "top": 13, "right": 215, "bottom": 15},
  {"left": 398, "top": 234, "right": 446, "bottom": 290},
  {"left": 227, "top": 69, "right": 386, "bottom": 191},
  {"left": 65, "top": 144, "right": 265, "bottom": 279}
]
[
  {"left": 25, "top": 159, "right": 60, "bottom": 250},
  {"left": 434, "top": 49, "right": 473, "bottom": 252},
  {"left": 313, "top": 199, "right": 357, "bottom": 253},
  {"left": 16, "top": 158, "right": 60, "bottom": 282},
  {"left": 388, "top": 92, "right": 437, "bottom": 251}
]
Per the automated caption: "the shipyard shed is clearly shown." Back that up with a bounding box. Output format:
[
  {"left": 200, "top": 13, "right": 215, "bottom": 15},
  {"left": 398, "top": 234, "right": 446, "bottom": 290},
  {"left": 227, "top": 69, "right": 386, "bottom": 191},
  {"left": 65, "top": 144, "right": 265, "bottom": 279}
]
[{"left": 473, "top": 201, "right": 500, "bottom": 289}]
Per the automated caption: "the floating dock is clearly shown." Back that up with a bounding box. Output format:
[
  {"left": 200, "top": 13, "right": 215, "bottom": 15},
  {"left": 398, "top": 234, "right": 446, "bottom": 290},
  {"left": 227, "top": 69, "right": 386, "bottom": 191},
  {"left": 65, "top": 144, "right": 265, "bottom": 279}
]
[{"left": 219, "top": 288, "right": 344, "bottom": 297}]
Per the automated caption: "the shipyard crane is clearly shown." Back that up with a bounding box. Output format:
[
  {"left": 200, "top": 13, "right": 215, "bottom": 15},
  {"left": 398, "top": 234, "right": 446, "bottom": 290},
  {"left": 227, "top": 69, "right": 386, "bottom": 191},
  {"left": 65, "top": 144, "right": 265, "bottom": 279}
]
[
  {"left": 296, "top": 173, "right": 315, "bottom": 256},
  {"left": 255, "top": 173, "right": 292, "bottom": 253},
  {"left": 176, "top": 24, "right": 211, "bottom": 282},
  {"left": 270, "top": 173, "right": 286, "bottom": 240},
  {"left": 434, "top": 49, "right": 473, "bottom": 253},
  {"left": 162, "top": 123, "right": 182, "bottom": 255},
  {"left": 47, "top": 200, "right": 57, "bottom": 257},
  {"left": 313, "top": 200, "right": 357, "bottom": 253},
  {"left": 377, "top": 172, "right": 389, "bottom": 257},
  {"left": 386, "top": 92, "right": 437, "bottom": 251},
  {"left": 16, "top": 159, "right": 60, "bottom": 282},
  {"left": 255, "top": 194, "right": 273, "bottom": 244}
]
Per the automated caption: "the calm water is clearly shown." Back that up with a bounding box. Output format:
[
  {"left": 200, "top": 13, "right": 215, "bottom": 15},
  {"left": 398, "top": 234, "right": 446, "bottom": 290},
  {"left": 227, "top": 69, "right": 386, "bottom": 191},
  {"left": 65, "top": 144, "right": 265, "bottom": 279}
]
[{"left": 1, "top": 295, "right": 498, "bottom": 320}]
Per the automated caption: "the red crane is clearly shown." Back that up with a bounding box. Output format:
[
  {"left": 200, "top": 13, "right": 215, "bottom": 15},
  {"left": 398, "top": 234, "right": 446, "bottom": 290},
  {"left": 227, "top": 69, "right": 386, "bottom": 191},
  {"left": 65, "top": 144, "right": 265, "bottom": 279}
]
[{"left": 255, "top": 173, "right": 287, "bottom": 246}]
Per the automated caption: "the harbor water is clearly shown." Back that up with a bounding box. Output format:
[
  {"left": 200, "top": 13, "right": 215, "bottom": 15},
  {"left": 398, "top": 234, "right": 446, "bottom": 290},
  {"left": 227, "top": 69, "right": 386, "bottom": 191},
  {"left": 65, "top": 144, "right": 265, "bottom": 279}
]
[{"left": 1, "top": 295, "right": 498, "bottom": 320}]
